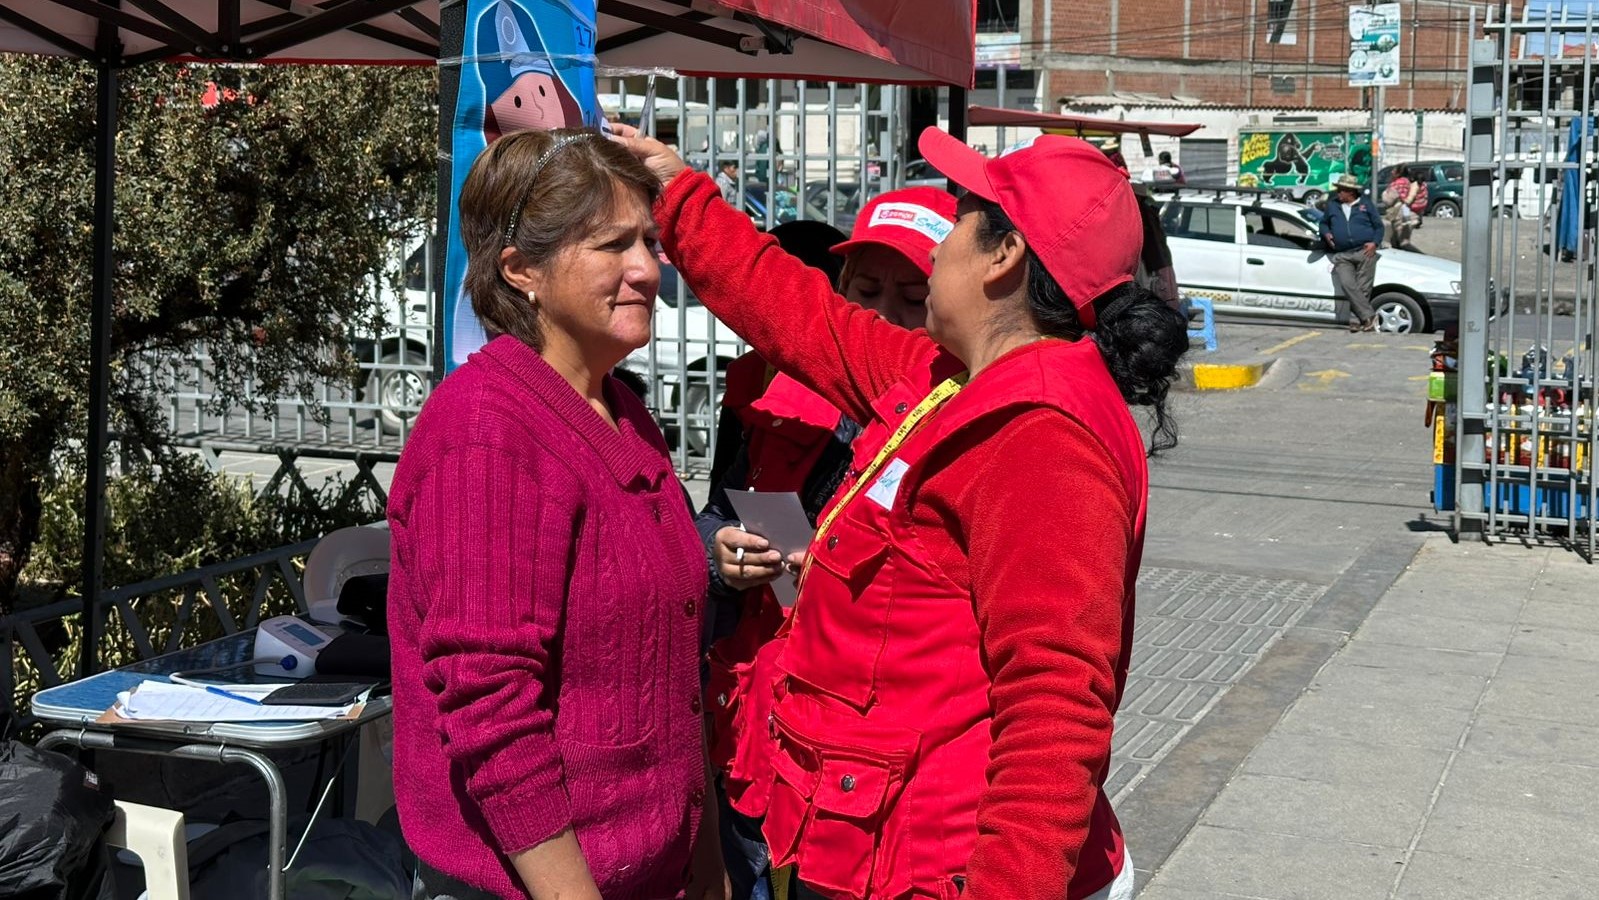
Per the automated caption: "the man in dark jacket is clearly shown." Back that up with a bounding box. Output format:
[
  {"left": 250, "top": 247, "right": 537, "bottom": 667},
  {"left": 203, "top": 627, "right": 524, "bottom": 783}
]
[{"left": 1319, "top": 173, "right": 1386, "bottom": 331}]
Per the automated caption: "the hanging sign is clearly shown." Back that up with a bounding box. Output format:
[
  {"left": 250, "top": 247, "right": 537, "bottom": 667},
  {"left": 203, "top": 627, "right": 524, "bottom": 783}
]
[
  {"left": 1348, "top": 3, "right": 1402, "bottom": 87},
  {"left": 438, "top": 0, "right": 602, "bottom": 372}
]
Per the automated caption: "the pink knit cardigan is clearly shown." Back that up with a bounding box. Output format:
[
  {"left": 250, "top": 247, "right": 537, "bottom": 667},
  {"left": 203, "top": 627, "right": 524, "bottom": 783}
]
[{"left": 387, "top": 335, "right": 708, "bottom": 899}]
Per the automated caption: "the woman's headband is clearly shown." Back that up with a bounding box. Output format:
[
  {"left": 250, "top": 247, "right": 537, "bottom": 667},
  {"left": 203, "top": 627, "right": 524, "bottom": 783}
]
[{"left": 501, "top": 132, "right": 602, "bottom": 247}]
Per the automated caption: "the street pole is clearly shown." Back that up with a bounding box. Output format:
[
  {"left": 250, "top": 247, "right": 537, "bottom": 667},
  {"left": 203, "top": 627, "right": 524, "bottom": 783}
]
[{"left": 1372, "top": 84, "right": 1385, "bottom": 197}]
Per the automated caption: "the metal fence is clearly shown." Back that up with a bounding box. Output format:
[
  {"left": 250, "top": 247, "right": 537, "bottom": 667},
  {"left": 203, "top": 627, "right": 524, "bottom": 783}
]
[
  {"left": 1456, "top": 7, "right": 1599, "bottom": 557},
  {"left": 612, "top": 76, "right": 909, "bottom": 473},
  {"left": 3, "top": 539, "right": 316, "bottom": 734},
  {"left": 161, "top": 77, "right": 908, "bottom": 476}
]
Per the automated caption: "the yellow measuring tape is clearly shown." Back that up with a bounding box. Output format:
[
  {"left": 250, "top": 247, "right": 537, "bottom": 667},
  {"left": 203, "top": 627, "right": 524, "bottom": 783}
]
[{"left": 809, "top": 374, "right": 967, "bottom": 554}]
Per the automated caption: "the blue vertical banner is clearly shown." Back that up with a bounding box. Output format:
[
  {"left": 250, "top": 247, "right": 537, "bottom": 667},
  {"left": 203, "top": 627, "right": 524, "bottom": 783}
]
[{"left": 439, "top": 0, "right": 600, "bottom": 372}]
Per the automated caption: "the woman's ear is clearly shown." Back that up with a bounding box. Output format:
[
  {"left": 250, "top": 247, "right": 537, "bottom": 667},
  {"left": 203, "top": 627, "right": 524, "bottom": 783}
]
[
  {"left": 499, "top": 246, "right": 545, "bottom": 297},
  {"left": 982, "top": 230, "right": 1029, "bottom": 294}
]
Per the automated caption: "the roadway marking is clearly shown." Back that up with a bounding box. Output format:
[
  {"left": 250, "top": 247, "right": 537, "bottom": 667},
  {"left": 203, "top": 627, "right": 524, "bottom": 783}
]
[
  {"left": 1347, "top": 342, "right": 1388, "bottom": 350},
  {"left": 1260, "top": 331, "right": 1323, "bottom": 355},
  {"left": 1299, "top": 368, "right": 1353, "bottom": 392}
]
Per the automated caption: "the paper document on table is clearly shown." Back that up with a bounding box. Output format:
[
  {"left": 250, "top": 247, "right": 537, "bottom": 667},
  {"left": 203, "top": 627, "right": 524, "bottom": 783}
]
[
  {"left": 727, "top": 490, "right": 814, "bottom": 609},
  {"left": 112, "top": 681, "right": 354, "bottom": 722}
]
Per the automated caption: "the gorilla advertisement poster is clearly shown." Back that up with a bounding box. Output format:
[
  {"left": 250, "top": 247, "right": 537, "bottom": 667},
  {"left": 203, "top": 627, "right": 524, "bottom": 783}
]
[
  {"left": 438, "top": 0, "right": 601, "bottom": 372},
  {"left": 1236, "top": 129, "right": 1373, "bottom": 196}
]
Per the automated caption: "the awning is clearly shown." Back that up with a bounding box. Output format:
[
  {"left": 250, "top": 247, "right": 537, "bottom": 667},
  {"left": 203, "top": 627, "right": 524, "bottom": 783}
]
[
  {"left": 0, "top": 1, "right": 975, "bottom": 85},
  {"left": 966, "top": 105, "right": 1204, "bottom": 138}
]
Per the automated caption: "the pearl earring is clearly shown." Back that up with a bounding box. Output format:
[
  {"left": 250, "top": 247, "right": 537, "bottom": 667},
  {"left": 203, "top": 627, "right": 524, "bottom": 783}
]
[{"left": 527, "top": 289, "right": 537, "bottom": 308}]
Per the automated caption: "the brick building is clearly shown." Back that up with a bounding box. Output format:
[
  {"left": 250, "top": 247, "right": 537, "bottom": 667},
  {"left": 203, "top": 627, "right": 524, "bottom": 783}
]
[{"left": 1014, "top": 0, "right": 1478, "bottom": 112}]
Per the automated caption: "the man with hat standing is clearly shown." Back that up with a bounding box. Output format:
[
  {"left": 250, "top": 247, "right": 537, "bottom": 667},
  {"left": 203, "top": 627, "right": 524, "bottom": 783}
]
[{"left": 1319, "top": 173, "right": 1386, "bottom": 331}]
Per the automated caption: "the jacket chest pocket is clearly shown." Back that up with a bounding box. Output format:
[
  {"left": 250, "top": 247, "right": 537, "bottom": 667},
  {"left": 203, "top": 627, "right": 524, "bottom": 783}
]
[
  {"left": 764, "top": 709, "right": 916, "bottom": 899},
  {"left": 782, "top": 516, "right": 893, "bottom": 710}
]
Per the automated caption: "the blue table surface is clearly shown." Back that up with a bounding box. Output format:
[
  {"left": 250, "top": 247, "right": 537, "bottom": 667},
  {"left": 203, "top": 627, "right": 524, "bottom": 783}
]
[{"left": 32, "top": 629, "right": 388, "bottom": 735}]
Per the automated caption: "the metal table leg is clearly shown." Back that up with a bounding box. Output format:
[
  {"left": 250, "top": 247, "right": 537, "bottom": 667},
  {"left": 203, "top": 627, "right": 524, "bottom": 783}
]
[{"left": 40, "top": 729, "right": 290, "bottom": 900}]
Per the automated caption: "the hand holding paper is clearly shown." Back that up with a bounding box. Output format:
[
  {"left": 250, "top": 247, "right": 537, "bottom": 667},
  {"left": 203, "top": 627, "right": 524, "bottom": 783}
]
[{"left": 725, "top": 491, "right": 816, "bottom": 608}]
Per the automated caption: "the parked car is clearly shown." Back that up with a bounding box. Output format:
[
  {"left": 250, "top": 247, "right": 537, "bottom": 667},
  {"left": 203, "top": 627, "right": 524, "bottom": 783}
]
[
  {"left": 352, "top": 233, "right": 434, "bottom": 434},
  {"left": 1377, "top": 160, "right": 1465, "bottom": 218},
  {"left": 800, "top": 180, "right": 868, "bottom": 233},
  {"left": 620, "top": 263, "right": 746, "bottom": 455},
  {"left": 1158, "top": 189, "right": 1461, "bottom": 333}
]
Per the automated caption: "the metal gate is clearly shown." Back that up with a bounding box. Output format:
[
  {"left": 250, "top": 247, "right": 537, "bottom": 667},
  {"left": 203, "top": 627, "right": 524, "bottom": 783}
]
[
  {"left": 610, "top": 75, "right": 907, "bottom": 474},
  {"left": 1456, "top": 6, "right": 1599, "bottom": 557}
]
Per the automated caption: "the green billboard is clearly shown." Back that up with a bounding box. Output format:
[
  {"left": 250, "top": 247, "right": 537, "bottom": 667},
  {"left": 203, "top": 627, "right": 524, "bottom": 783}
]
[{"left": 1237, "top": 129, "right": 1373, "bottom": 196}]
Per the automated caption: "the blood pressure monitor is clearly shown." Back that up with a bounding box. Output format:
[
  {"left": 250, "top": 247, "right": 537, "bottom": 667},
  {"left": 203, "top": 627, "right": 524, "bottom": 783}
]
[{"left": 254, "top": 616, "right": 334, "bottom": 678}]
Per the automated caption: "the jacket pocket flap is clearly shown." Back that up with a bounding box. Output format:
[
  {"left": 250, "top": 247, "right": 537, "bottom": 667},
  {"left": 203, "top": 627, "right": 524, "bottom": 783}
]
[
  {"left": 811, "top": 517, "right": 890, "bottom": 580},
  {"left": 813, "top": 756, "right": 892, "bottom": 819}
]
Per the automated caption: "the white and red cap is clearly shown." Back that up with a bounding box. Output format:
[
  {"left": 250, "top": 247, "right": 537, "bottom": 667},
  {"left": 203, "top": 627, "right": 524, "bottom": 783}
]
[
  {"left": 830, "top": 187, "right": 959, "bottom": 277},
  {"left": 918, "top": 128, "right": 1144, "bottom": 328}
]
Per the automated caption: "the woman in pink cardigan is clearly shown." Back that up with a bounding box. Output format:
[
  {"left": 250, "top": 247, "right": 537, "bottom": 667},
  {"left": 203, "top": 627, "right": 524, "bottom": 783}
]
[{"left": 387, "top": 128, "right": 725, "bottom": 900}]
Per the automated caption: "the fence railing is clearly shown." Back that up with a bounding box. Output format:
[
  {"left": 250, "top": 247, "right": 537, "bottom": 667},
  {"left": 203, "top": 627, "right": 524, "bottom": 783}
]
[{"left": 3, "top": 538, "right": 317, "bottom": 734}]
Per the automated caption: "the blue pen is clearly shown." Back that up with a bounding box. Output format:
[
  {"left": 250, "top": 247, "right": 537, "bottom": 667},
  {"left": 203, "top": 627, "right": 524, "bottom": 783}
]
[{"left": 202, "top": 685, "right": 264, "bottom": 706}]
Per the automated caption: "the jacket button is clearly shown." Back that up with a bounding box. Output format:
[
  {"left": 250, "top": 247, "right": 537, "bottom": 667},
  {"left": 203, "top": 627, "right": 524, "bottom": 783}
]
[
  {"left": 840, "top": 774, "right": 856, "bottom": 792},
  {"left": 691, "top": 697, "right": 703, "bottom": 714},
  {"left": 827, "top": 535, "right": 839, "bottom": 550},
  {"left": 771, "top": 418, "right": 784, "bottom": 428},
  {"left": 894, "top": 402, "right": 908, "bottom": 414},
  {"left": 683, "top": 599, "right": 696, "bottom": 617},
  {"left": 717, "top": 692, "right": 729, "bottom": 707}
]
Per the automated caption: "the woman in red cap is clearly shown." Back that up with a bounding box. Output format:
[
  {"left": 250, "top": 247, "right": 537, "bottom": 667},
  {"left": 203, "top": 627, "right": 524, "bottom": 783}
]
[
  {"left": 616, "top": 125, "right": 1187, "bottom": 900},
  {"left": 699, "top": 192, "right": 959, "bottom": 900}
]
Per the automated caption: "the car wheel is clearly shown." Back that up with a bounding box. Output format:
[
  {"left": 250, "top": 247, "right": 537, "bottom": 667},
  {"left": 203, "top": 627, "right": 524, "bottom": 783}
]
[
  {"left": 1431, "top": 199, "right": 1461, "bottom": 218},
  {"left": 367, "top": 348, "right": 428, "bottom": 435},
  {"left": 1372, "top": 292, "right": 1424, "bottom": 333},
  {"left": 683, "top": 382, "right": 713, "bottom": 457},
  {"left": 1494, "top": 204, "right": 1518, "bottom": 218},
  {"left": 1301, "top": 189, "right": 1325, "bottom": 205}
]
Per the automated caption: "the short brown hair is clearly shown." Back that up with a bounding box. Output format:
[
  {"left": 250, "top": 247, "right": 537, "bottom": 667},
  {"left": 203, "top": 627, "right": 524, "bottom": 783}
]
[{"left": 459, "top": 127, "right": 661, "bottom": 350}]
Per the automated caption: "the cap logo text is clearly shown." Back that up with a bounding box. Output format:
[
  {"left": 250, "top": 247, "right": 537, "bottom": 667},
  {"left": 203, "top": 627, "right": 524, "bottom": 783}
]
[{"left": 869, "top": 203, "right": 954, "bottom": 244}]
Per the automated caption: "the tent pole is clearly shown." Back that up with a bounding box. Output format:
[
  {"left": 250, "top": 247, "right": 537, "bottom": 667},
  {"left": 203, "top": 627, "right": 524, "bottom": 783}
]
[
  {"left": 80, "top": 50, "right": 117, "bottom": 680},
  {"left": 945, "top": 84, "right": 968, "bottom": 194}
]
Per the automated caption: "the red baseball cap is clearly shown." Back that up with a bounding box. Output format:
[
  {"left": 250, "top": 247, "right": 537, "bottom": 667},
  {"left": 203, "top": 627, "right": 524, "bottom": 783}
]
[
  {"left": 830, "top": 187, "right": 958, "bottom": 277},
  {"left": 918, "top": 128, "right": 1143, "bottom": 328}
]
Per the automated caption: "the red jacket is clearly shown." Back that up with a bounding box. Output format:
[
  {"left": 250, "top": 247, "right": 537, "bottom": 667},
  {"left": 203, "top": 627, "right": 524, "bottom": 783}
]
[
  {"left": 706, "top": 368, "right": 844, "bottom": 816},
  {"left": 659, "top": 171, "right": 1145, "bottom": 900}
]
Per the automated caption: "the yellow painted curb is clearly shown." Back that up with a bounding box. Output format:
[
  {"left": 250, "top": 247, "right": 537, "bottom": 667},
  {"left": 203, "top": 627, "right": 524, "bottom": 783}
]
[{"left": 1192, "top": 362, "right": 1266, "bottom": 390}]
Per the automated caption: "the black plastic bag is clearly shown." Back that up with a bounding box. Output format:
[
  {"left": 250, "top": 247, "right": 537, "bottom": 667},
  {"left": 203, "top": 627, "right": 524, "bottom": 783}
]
[{"left": 0, "top": 740, "right": 116, "bottom": 900}]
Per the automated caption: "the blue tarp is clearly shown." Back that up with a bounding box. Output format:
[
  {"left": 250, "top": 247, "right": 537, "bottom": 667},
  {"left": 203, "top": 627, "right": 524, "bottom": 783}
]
[{"left": 1558, "top": 116, "right": 1593, "bottom": 256}]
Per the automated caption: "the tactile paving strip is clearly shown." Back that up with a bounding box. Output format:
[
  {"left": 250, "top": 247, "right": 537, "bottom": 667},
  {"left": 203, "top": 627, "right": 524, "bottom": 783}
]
[{"left": 1105, "top": 567, "right": 1326, "bottom": 803}]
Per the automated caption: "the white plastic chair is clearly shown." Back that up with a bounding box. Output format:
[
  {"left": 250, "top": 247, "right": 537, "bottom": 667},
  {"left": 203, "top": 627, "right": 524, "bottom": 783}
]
[
  {"left": 107, "top": 801, "right": 191, "bottom": 900},
  {"left": 301, "top": 524, "right": 391, "bottom": 624}
]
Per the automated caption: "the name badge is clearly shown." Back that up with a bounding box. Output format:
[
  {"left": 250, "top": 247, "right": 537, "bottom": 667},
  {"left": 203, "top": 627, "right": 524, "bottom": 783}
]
[{"left": 865, "top": 458, "right": 910, "bottom": 510}]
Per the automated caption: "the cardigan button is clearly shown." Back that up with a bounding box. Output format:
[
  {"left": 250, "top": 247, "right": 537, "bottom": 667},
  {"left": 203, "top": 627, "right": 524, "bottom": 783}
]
[
  {"left": 683, "top": 599, "right": 696, "bottom": 617},
  {"left": 894, "top": 402, "right": 908, "bottom": 414},
  {"left": 840, "top": 774, "right": 856, "bottom": 792},
  {"left": 690, "top": 786, "right": 705, "bottom": 806},
  {"left": 827, "top": 535, "right": 839, "bottom": 550},
  {"left": 690, "top": 697, "right": 703, "bottom": 714}
]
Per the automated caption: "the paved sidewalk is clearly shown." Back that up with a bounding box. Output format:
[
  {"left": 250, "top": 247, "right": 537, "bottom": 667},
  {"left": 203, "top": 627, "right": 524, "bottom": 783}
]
[{"left": 1137, "top": 535, "right": 1599, "bottom": 899}]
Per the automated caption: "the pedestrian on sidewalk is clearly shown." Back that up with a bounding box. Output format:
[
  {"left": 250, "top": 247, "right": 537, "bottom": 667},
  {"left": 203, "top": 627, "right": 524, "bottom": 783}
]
[
  {"left": 697, "top": 191, "right": 958, "bottom": 900},
  {"left": 1319, "top": 173, "right": 1385, "bottom": 331},
  {"left": 615, "top": 122, "right": 1189, "bottom": 900}
]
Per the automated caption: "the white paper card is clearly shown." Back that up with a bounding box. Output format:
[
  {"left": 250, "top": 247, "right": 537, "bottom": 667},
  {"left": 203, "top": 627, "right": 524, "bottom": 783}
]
[
  {"left": 864, "top": 458, "right": 910, "bottom": 510},
  {"left": 726, "top": 490, "right": 815, "bottom": 609}
]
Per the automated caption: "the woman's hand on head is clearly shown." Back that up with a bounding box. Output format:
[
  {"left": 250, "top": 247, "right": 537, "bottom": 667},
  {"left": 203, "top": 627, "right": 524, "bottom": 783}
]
[
  {"left": 713, "top": 526, "right": 784, "bottom": 591},
  {"left": 608, "top": 123, "right": 688, "bottom": 186}
]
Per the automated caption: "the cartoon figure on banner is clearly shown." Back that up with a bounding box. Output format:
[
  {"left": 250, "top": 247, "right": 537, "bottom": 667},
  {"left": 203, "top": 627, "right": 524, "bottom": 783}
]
[
  {"left": 479, "top": 0, "right": 585, "bottom": 140},
  {"left": 450, "top": 0, "right": 596, "bottom": 367},
  {"left": 1262, "top": 133, "right": 1320, "bottom": 178}
]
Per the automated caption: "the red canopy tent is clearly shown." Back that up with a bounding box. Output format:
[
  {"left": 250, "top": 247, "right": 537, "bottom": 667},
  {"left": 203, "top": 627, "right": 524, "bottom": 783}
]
[{"left": 0, "top": 0, "right": 977, "bottom": 678}]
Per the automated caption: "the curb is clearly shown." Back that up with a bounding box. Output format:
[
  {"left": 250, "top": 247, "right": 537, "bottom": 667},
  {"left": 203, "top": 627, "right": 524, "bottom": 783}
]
[{"left": 1178, "top": 358, "right": 1275, "bottom": 391}]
